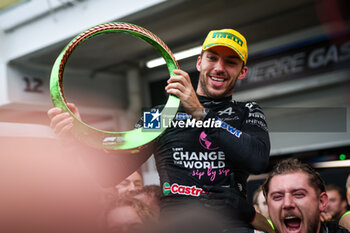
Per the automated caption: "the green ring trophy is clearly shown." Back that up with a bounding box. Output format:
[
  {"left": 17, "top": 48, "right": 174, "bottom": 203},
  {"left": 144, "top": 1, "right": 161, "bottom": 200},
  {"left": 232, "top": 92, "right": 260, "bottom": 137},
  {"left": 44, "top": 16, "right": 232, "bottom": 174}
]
[{"left": 50, "top": 22, "right": 180, "bottom": 151}]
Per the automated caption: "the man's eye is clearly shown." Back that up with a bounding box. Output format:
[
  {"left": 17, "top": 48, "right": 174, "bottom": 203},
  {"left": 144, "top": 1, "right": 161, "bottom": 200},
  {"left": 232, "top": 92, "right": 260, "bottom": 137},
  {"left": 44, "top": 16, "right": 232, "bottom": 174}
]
[
  {"left": 119, "top": 181, "right": 129, "bottom": 186},
  {"left": 294, "top": 193, "right": 305, "bottom": 198},
  {"left": 207, "top": 55, "right": 216, "bottom": 60},
  {"left": 271, "top": 195, "right": 283, "bottom": 201}
]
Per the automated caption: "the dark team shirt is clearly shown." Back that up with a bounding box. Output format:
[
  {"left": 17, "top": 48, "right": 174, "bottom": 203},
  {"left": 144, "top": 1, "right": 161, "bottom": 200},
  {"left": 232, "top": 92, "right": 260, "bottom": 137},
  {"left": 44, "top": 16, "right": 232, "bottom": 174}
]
[
  {"left": 321, "top": 221, "right": 350, "bottom": 233},
  {"left": 137, "top": 95, "right": 270, "bottom": 206}
]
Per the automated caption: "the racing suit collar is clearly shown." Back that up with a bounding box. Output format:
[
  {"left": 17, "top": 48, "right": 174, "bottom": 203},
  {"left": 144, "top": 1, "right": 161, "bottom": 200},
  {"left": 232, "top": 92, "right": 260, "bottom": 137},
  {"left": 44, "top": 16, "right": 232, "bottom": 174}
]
[
  {"left": 197, "top": 94, "right": 233, "bottom": 104},
  {"left": 319, "top": 222, "right": 327, "bottom": 233}
]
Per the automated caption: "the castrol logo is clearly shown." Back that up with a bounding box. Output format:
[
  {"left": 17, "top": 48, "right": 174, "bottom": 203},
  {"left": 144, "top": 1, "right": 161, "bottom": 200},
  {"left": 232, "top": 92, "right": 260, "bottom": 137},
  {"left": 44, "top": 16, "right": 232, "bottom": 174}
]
[{"left": 162, "top": 182, "right": 206, "bottom": 197}]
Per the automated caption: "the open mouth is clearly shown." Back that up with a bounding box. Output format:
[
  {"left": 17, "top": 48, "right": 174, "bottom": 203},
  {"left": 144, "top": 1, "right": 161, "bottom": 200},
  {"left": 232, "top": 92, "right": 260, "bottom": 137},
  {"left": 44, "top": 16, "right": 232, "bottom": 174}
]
[
  {"left": 209, "top": 76, "right": 226, "bottom": 88},
  {"left": 284, "top": 216, "right": 301, "bottom": 233}
]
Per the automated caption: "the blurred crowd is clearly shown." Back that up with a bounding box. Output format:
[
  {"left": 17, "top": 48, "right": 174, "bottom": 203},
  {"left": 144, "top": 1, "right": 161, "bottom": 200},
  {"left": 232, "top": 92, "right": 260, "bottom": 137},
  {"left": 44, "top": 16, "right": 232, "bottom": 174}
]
[{"left": 97, "top": 160, "right": 350, "bottom": 233}]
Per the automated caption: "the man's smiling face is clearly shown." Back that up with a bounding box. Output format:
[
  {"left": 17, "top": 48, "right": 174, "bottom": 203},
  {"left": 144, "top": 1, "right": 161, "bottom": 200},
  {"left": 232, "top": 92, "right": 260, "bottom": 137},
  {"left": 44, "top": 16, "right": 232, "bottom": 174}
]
[
  {"left": 266, "top": 172, "right": 328, "bottom": 233},
  {"left": 196, "top": 46, "right": 247, "bottom": 99}
]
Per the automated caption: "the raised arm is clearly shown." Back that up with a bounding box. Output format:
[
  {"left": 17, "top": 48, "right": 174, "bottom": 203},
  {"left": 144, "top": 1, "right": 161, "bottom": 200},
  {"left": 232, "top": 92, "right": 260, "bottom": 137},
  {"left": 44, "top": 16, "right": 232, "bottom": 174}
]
[
  {"left": 47, "top": 103, "right": 153, "bottom": 187},
  {"left": 203, "top": 102, "right": 270, "bottom": 174}
]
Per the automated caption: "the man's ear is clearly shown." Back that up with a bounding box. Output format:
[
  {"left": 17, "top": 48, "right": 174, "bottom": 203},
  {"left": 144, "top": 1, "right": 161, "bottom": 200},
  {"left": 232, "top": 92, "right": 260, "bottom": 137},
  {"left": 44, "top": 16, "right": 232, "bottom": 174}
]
[
  {"left": 253, "top": 204, "right": 260, "bottom": 213},
  {"left": 196, "top": 56, "right": 202, "bottom": 72},
  {"left": 238, "top": 66, "right": 248, "bottom": 80},
  {"left": 341, "top": 199, "right": 347, "bottom": 210},
  {"left": 319, "top": 192, "right": 328, "bottom": 212}
]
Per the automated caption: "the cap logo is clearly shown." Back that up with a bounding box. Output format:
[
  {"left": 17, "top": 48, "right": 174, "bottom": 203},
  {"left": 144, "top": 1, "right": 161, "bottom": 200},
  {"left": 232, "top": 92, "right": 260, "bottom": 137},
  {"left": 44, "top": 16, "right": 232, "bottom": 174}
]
[{"left": 212, "top": 32, "right": 243, "bottom": 47}]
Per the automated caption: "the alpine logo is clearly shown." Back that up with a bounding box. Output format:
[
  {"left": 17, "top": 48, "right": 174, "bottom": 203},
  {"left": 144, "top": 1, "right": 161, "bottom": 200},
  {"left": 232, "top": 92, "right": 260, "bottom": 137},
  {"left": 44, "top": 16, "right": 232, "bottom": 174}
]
[{"left": 162, "top": 182, "right": 206, "bottom": 197}]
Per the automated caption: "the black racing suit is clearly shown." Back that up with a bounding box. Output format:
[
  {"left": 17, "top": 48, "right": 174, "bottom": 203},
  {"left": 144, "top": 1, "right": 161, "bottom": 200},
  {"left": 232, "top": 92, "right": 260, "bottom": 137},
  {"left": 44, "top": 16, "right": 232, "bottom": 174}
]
[{"left": 138, "top": 95, "right": 270, "bottom": 229}]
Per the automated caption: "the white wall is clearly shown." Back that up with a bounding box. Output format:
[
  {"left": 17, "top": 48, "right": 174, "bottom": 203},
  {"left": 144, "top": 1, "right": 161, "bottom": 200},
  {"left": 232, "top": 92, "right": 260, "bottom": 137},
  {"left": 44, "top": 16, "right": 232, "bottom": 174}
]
[
  {"left": 0, "top": 30, "right": 9, "bottom": 105},
  {"left": 0, "top": 0, "right": 166, "bottom": 60},
  {"left": 0, "top": 0, "right": 165, "bottom": 107}
]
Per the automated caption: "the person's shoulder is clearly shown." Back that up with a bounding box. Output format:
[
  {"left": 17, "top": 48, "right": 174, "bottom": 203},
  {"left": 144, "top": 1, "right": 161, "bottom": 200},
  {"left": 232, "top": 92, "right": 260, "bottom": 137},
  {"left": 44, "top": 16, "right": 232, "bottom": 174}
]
[
  {"left": 339, "top": 212, "right": 350, "bottom": 232},
  {"left": 324, "top": 221, "right": 350, "bottom": 233},
  {"left": 342, "top": 210, "right": 350, "bottom": 218},
  {"left": 234, "top": 101, "right": 264, "bottom": 113}
]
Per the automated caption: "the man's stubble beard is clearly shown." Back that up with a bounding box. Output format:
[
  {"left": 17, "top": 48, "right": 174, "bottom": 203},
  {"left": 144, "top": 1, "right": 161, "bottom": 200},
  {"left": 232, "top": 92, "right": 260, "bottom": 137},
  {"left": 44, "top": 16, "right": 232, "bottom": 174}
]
[
  {"left": 198, "top": 72, "right": 239, "bottom": 99},
  {"left": 305, "top": 214, "right": 321, "bottom": 233}
]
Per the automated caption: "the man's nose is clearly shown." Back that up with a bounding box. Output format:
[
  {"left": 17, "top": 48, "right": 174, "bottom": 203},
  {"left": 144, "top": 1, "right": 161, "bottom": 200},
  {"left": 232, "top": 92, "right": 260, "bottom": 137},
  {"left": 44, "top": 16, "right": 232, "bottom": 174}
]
[
  {"left": 214, "top": 58, "right": 225, "bottom": 72},
  {"left": 127, "top": 182, "right": 136, "bottom": 191},
  {"left": 282, "top": 194, "right": 295, "bottom": 209}
]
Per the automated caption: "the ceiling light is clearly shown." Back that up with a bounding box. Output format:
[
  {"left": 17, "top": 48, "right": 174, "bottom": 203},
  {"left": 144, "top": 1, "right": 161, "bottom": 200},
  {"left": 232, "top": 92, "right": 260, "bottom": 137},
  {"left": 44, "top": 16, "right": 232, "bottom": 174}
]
[
  {"left": 312, "top": 159, "right": 350, "bottom": 168},
  {"left": 146, "top": 45, "right": 202, "bottom": 68}
]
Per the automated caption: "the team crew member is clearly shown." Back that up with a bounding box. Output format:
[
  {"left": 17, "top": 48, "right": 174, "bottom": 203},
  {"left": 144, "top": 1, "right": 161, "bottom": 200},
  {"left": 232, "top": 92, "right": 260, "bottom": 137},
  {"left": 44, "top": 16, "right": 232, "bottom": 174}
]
[
  {"left": 48, "top": 28, "right": 271, "bottom": 232},
  {"left": 325, "top": 184, "right": 348, "bottom": 222},
  {"left": 115, "top": 171, "right": 143, "bottom": 197},
  {"left": 339, "top": 175, "right": 350, "bottom": 231},
  {"left": 262, "top": 158, "right": 350, "bottom": 233}
]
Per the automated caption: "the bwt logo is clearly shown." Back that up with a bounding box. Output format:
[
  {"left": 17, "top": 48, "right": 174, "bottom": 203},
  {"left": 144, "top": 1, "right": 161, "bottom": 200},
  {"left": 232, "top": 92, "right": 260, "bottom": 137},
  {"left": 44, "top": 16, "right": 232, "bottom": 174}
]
[{"left": 143, "top": 110, "right": 161, "bottom": 129}]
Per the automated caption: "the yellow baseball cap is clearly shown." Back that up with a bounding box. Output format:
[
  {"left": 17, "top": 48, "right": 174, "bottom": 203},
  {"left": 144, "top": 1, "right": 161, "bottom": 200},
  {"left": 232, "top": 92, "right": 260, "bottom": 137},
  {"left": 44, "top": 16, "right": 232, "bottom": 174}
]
[{"left": 202, "top": 29, "right": 248, "bottom": 65}]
